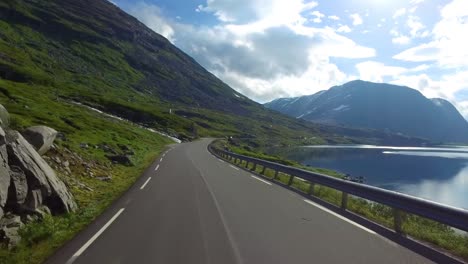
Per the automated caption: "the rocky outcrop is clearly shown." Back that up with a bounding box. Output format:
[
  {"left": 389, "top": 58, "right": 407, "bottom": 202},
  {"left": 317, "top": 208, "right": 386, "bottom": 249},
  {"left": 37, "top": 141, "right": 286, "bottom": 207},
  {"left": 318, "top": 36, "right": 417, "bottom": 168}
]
[
  {"left": 0, "top": 104, "right": 77, "bottom": 248},
  {"left": 0, "top": 127, "right": 10, "bottom": 208},
  {"left": 0, "top": 104, "right": 9, "bottom": 128},
  {"left": 22, "top": 126, "right": 58, "bottom": 155},
  {"left": 106, "top": 154, "right": 133, "bottom": 166},
  {"left": 6, "top": 131, "right": 77, "bottom": 213}
]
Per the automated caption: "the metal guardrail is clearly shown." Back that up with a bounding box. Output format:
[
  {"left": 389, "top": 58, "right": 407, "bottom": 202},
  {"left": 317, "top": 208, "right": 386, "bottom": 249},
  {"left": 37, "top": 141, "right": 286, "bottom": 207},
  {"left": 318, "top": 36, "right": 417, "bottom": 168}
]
[{"left": 209, "top": 145, "right": 468, "bottom": 234}]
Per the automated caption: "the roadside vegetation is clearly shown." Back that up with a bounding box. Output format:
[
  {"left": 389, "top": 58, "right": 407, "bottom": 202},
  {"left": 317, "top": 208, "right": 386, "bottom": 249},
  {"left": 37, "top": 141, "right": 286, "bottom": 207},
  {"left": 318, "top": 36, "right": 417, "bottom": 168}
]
[
  {"left": 217, "top": 140, "right": 468, "bottom": 261},
  {"left": 0, "top": 79, "right": 173, "bottom": 264}
]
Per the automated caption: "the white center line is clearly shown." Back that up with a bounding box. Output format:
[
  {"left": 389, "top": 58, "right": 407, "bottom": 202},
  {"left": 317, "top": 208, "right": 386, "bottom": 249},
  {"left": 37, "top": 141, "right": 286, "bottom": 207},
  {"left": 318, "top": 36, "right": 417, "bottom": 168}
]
[
  {"left": 140, "top": 177, "right": 152, "bottom": 190},
  {"left": 229, "top": 165, "right": 239, "bottom": 171},
  {"left": 66, "top": 208, "right": 125, "bottom": 264},
  {"left": 160, "top": 158, "right": 163, "bottom": 162},
  {"left": 154, "top": 164, "right": 160, "bottom": 171},
  {"left": 251, "top": 175, "right": 272, "bottom": 185},
  {"left": 303, "top": 199, "right": 376, "bottom": 234}
]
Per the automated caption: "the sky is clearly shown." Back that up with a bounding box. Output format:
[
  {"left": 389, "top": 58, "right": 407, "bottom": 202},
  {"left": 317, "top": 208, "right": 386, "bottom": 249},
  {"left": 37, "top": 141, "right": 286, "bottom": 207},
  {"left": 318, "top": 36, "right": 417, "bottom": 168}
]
[{"left": 111, "top": 0, "right": 468, "bottom": 118}]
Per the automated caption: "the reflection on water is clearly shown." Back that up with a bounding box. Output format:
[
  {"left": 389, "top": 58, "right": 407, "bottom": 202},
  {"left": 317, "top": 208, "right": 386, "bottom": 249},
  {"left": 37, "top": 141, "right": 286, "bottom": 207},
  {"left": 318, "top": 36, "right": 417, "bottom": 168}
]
[{"left": 269, "top": 145, "right": 468, "bottom": 209}]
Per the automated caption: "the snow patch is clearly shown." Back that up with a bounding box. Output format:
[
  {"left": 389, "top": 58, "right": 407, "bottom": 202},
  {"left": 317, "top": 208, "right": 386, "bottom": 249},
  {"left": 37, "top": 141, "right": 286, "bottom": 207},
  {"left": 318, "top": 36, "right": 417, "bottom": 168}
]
[{"left": 333, "top": 105, "right": 350, "bottom": 111}]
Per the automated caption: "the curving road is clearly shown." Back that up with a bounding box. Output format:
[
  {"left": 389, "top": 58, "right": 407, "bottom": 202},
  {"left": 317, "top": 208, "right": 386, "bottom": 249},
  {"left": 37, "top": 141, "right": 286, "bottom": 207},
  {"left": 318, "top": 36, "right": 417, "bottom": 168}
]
[{"left": 46, "top": 139, "right": 433, "bottom": 264}]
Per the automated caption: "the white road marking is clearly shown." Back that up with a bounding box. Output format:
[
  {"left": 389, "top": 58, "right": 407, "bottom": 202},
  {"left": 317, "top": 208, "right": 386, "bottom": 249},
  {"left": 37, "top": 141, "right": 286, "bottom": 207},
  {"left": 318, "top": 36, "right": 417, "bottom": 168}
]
[
  {"left": 251, "top": 175, "right": 272, "bottom": 185},
  {"left": 66, "top": 208, "right": 125, "bottom": 264},
  {"left": 140, "top": 177, "right": 152, "bottom": 190},
  {"left": 154, "top": 164, "right": 160, "bottom": 171},
  {"left": 162, "top": 154, "right": 166, "bottom": 157},
  {"left": 160, "top": 158, "right": 163, "bottom": 162},
  {"left": 303, "top": 199, "right": 376, "bottom": 234},
  {"left": 229, "top": 165, "right": 239, "bottom": 171},
  {"left": 217, "top": 159, "right": 225, "bottom": 163}
]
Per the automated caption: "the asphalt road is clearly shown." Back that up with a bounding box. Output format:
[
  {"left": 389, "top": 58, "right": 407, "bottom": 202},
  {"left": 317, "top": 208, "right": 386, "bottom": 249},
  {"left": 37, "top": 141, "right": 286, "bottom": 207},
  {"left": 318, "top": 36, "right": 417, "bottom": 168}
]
[{"left": 46, "top": 139, "right": 433, "bottom": 264}]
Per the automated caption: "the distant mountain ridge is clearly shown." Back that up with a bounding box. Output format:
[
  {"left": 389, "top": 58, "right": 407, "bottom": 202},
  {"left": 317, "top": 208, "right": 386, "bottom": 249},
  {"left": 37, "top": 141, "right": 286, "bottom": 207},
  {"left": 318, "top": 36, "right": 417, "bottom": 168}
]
[{"left": 265, "top": 80, "right": 468, "bottom": 143}]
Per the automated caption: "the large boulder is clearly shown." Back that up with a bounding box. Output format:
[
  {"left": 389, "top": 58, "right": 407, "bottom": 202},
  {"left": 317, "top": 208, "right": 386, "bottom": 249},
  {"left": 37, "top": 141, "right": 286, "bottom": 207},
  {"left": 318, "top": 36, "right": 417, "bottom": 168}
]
[
  {"left": 8, "top": 166, "right": 28, "bottom": 205},
  {"left": 22, "top": 126, "right": 57, "bottom": 155},
  {"left": 0, "top": 127, "right": 10, "bottom": 207},
  {"left": 106, "top": 154, "right": 134, "bottom": 166},
  {"left": 6, "top": 131, "right": 77, "bottom": 214},
  {"left": 0, "top": 104, "right": 9, "bottom": 128}
]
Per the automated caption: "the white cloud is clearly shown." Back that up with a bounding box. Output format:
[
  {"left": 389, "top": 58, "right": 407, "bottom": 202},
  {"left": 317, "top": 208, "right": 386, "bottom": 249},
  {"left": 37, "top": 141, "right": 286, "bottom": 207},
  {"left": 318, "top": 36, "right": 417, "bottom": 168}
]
[
  {"left": 197, "top": 0, "right": 318, "bottom": 24},
  {"left": 336, "top": 25, "right": 351, "bottom": 33},
  {"left": 311, "top": 10, "right": 325, "bottom": 23},
  {"left": 349, "top": 13, "right": 363, "bottom": 26},
  {"left": 406, "top": 15, "right": 425, "bottom": 37},
  {"left": 328, "top": 15, "right": 340, "bottom": 20},
  {"left": 356, "top": 61, "right": 407, "bottom": 82},
  {"left": 393, "top": 8, "right": 406, "bottom": 19},
  {"left": 392, "top": 35, "right": 411, "bottom": 45},
  {"left": 410, "top": 0, "right": 424, "bottom": 5},
  {"left": 393, "top": 0, "right": 468, "bottom": 68},
  {"left": 127, "top": 3, "right": 175, "bottom": 41}
]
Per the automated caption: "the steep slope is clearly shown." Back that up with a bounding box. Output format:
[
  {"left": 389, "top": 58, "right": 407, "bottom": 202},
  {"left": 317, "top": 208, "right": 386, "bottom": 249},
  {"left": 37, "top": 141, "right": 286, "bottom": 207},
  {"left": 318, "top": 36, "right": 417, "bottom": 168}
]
[
  {"left": 0, "top": 0, "right": 427, "bottom": 147},
  {"left": 265, "top": 80, "right": 468, "bottom": 143}
]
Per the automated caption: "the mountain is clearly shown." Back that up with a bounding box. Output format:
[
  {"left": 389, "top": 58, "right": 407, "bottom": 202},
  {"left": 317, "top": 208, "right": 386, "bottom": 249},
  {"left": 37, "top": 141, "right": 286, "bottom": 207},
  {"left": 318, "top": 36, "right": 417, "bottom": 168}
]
[
  {"left": 0, "top": 0, "right": 427, "bottom": 147},
  {"left": 265, "top": 80, "right": 468, "bottom": 143}
]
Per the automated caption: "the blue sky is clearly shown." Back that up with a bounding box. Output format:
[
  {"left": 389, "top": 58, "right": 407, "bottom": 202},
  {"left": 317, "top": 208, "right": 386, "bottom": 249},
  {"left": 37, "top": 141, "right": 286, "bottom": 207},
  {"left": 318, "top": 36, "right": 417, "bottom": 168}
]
[{"left": 111, "top": 0, "right": 468, "bottom": 117}]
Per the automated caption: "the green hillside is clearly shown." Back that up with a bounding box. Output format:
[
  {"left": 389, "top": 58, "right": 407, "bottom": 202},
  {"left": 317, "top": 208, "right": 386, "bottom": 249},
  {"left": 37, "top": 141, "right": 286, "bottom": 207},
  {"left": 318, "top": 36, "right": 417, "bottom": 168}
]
[{"left": 0, "top": 0, "right": 426, "bottom": 148}]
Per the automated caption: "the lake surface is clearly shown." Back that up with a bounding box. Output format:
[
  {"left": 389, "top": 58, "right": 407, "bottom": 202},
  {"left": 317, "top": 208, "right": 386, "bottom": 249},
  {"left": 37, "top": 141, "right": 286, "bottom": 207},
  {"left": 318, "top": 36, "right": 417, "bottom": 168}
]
[{"left": 269, "top": 145, "right": 468, "bottom": 209}]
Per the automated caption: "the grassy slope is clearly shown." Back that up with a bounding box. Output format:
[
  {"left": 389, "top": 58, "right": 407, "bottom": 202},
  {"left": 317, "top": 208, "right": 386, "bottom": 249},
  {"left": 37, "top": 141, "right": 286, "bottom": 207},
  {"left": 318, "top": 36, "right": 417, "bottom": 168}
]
[
  {"left": 0, "top": 79, "right": 173, "bottom": 263},
  {"left": 0, "top": 0, "right": 427, "bottom": 148},
  {"left": 219, "top": 141, "right": 468, "bottom": 260}
]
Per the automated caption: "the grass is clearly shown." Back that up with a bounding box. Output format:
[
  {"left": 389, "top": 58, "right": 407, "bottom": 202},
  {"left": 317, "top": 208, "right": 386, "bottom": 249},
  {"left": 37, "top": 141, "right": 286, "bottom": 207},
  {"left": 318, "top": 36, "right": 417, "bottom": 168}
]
[
  {"left": 0, "top": 79, "right": 173, "bottom": 264},
  {"left": 219, "top": 141, "right": 468, "bottom": 261}
]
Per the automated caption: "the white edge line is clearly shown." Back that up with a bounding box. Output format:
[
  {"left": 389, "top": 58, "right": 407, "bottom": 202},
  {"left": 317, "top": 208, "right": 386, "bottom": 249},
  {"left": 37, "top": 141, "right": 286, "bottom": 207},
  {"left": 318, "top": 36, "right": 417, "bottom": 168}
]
[
  {"left": 229, "top": 165, "right": 239, "bottom": 171},
  {"left": 303, "top": 199, "right": 376, "bottom": 234},
  {"left": 154, "top": 164, "right": 160, "bottom": 171},
  {"left": 251, "top": 175, "right": 272, "bottom": 185},
  {"left": 140, "top": 177, "right": 152, "bottom": 190},
  {"left": 217, "top": 159, "right": 225, "bottom": 163},
  {"left": 66, "top": 208, "right": 125, "bottom": 264},
  {"left": 160, "top": 158, "right": 163, "bottom": 162}
]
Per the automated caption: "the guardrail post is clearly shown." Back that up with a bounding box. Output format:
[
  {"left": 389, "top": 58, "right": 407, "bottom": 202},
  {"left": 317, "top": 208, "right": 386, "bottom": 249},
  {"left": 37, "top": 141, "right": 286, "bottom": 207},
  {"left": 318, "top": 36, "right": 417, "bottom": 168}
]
[
  {"left": 308, "top": 183, "right": 315, "bottom": 195},
  {"left": 261, "top": 166, "right": 266, "bottom": 175},
  {"left": 273, "top": 170, "right": 279, "bottom": 180},
  {"left": 245, "top": 161, "right": 249, "bottom": 168},
  {"left": 393, "top": 208, "right": 404, "bottom": 234},
  {"left": 341, "top": 192, "right": 348, "bottom": 210},
  {"left": 287, "top": 175, "right": 294, "bottom": 186},
  {"left": 251, "top": 163, "right": 257, "bottom": 171}
]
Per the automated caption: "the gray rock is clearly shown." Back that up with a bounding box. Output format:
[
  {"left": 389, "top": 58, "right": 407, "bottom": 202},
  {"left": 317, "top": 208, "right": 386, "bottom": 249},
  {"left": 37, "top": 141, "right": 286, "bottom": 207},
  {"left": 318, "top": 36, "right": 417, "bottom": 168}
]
[
  {"left": 0, "top": 127, "right": 10, "bottom": 207},
  {"left": 22, "top": 126, "right": 58, "bottom": 155},
  {"left": 0, "top": 206, "right": 3, "bottom": 219},
  {"left": 6, "top": 131, "right": 77, "bottom": 214},
  {"left": 0, "top": 226, "right": 21, "bottom": 249},
  {"left": 0, "top": 213, "right": 23, "bottom": 228},
  {"left": 106, "top": 154, "right": 134, "bottom": 166},
  {"left": 96, "top": 176, "right": 112, "bottom": 182},
  {"left": 9, "top": 166, "right": 28, "bottom": 205},
  {"left": 80, "top": 143, "right": 89, "bottom": 149},
  {"left": 27, "top": 189, "right": 43, "bottom": 210},
  {"left": 0, "top": 104, "right": 9, "bottom": 128}
]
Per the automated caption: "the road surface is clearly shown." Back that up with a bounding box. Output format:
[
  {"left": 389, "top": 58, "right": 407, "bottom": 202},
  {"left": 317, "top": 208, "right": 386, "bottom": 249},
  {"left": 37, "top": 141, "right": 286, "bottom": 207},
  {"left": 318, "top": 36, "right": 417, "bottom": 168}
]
[{"left": 46, "top": 139, "right": 433, "bottom": 264}]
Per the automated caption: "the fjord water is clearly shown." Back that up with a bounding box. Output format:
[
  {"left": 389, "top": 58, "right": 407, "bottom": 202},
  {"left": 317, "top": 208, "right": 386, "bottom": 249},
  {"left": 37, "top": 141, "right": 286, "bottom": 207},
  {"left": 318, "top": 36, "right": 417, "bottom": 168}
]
[{"left": 273, "top": 145, "right": 468, "bottom": 209}]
